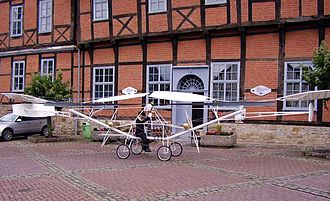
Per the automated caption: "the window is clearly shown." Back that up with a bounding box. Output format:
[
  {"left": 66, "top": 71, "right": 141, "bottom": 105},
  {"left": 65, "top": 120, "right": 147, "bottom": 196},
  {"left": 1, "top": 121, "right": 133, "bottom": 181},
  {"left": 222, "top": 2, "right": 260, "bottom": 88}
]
[
  {"left": 93, "top": 66, "right": 114, "bottom": 100},
  {"left": 39, "top": 0, "right": 52, "bottom": 33},
  {"left": 148, "top": 0, "right": 167, "bottom": 13},
  {"left": 211, "top": 62, "right": 240, "bottom": 101},
  {"left": 147, "top": 64, "right": 171, "bottom": 106},
  {"left": 205, "top": 0, "right": 227, "bottom": 5},
  {"left": 11, "top": 5, "right": 23, "bottom": 37},
  {"left": 12, "top": 61, "right": 25, "bottom": 92},
  {"left": 284, "top": 61, "right": 316, "bottom": 110},
  {"left": 93, "top": 0, "right": 108, "bottom": 21},
  {"left": 40, "top": 58, "right": 55, "bottom": 80}
]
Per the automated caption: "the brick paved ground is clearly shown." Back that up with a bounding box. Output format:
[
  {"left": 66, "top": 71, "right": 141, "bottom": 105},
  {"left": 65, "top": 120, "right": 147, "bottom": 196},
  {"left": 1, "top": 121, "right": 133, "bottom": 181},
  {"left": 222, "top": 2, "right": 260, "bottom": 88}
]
[{"left": 0, "top": 140, "right": 329, "bottom": 201}]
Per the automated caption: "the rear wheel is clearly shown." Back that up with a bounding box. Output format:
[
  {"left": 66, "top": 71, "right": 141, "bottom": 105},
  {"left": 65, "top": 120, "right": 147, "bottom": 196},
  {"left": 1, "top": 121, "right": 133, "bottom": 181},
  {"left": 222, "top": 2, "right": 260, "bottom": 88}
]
[
  {"left": 116, "top": 144, "right": 130, "bottom": 159},
  {"left": 2, "top": 129, "right": 13, "bottom": 141},
  {"left": 170, "top": 142, "right": 183, "bottom": 157},
  {"left": 41, "top": 126, "right": 49, "bottom": 137},
  {"left": 157, "top": 146, "right": 172, "bottom": 161}
]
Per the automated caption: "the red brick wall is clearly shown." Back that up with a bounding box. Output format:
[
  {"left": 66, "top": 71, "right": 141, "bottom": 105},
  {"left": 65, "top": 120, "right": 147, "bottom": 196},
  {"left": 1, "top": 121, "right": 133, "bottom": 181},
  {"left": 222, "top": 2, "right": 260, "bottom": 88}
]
[
  {"left": 0, "top": 2, "right": 9, "bottom": 35},
  {"left": 81, "top": 14, "right": 92, "bottom": 41},
  {"left": 285, "top": 30, "right": 319, "bottom": 58},
  {"left": 94, "top": 48, "right": 115, "bottom": 64},
  {"left": 119, "top": 46, "right": 142, "bottom": 62},
  {"left": 281, "top": 0, "right": 299, "bottom": 19},
  {"left": 325, "top": 0, "right": 330, "bottom": 15},
  {"left": 54, "top": 0, "right": 71, "bottom": 25},
  {"left": 24, "top": 0, "right": 37, "bottom": 30},
  {"left": 94, "top": 22, "right": 110, "bottom": 39},
  {"left": 147, "top": 42, "right": 172, "bottom": 61},
  {"left": 112, "top": 0, "right": 137, "bottom": 15},
  {"left": 80, "top": 0, "right": 91, "bottom": 13},
  {"left": 56, "top": 53, "right": 72, "bottom": 71},
  {"left": 230, "top": 0, "right": 237, "bottom": 24},
  {"left": 26, "top": 55, "right": 39, "bottom": 74},
  {"left": 0, "top": 57, "right": 11, "bottom": 92},
  {"left": 172, "top": 0, "right": 200, "bottom": 8},
  {"left": 302, "top": 0, "right": 317, "bottom": 16},
  {"left": 205, "top": 7, "right": 227, "bottom": 26},
  {"left": 241, "top": 0, "right": 249, "bottom": 22},
  {"left": 246, "top": 33, "right": 279, "bottom": 59},
  {"left": 10, "top": 38, "right": 22, "bottom": 47},
  {"left": 148, "top": 14, "right": 168, "bottom": 33},
  {"left": 252, "top": 2, "right": 275, "bottom": 22},
  {"left": 323, "top": 101, "right": 330, "bottom": 122},
  {"left": 0, "top": 0, "right": 73, "bottom": 48},
  {"left": 211, "top": 37, "right": 240, "bottom": 59},
  {"left": 93, "top": 48, "right": 115, "bottom": 64},
  {"left": 113, "top": 16, "right": 138, "bottom": 36},
  {"left": 178, "top": 40, "right": 206, "bottom": 62},
  {"left": 245, "top": 61, "right": 278, "bottom": 89},
  {"left": 173, "top": 8, "right": 201, "bottom": 30},
  {"left": 325, "top": 28, "right": 330, "bottom": 48},
  {"left": 117, "top": 64, "right": 143, "bottom": 117}
]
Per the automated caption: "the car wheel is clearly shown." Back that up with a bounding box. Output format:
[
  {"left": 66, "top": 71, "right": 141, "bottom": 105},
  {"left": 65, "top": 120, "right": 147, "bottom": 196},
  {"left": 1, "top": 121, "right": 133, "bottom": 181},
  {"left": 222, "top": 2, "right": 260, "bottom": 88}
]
[
  {"left": 41, "top": 126, "right": 49, "bottom": 137},
  {"left": 2, "top": 129, "right": 13, "bottom": 141}
]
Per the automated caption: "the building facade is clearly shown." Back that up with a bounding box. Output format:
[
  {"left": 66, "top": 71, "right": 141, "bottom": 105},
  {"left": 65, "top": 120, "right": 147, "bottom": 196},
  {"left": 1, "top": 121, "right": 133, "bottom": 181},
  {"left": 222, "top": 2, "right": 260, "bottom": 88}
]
[{"left": 0, "top": 0, "right": 330, "bottom": 125}]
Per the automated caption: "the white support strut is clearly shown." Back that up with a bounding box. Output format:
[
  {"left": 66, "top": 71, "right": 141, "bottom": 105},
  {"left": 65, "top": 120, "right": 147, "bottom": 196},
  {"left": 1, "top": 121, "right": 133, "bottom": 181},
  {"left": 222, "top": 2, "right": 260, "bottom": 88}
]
[{"left": 69, "top": 109, "right": 139, "bottom": 140}]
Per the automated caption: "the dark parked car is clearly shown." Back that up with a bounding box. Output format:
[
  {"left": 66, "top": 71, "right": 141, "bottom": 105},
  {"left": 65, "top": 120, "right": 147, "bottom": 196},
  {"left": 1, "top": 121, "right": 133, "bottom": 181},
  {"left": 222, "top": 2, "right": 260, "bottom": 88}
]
[{"left": 0, "top": 113, "right": 54, "bottom": 141}]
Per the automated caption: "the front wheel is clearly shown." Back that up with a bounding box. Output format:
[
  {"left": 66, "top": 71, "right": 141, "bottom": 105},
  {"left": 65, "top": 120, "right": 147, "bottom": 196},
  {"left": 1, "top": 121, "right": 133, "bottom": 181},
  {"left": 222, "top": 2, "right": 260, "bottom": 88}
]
[
  {"left": 130, "top": 139, "right": 143, "bottom": 155},
  {"left": 157, "top": 146, "right": 172, "bottom": 161},
  {"left": 41, "top": 126, "right": 49, "bottom": 137},
  {"left": 2, "top": 129, "right": 13, "bottom": 141},
  {"left": 116, "top": 144, "right": 130, "bottom": 159},
  {"left": 170, "top": 142, "right": 183, "bottom": 157}
]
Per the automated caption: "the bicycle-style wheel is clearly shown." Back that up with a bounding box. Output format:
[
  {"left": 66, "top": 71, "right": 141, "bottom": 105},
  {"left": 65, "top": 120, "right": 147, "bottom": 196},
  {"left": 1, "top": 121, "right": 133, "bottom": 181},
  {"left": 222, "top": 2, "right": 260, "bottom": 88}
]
[
  {"left": 170, "top": 142, "right": 183, "bottom": 157},
  {"left": 130, "top": 139, "right": 143, "bottom": 155},
  {"left": 157, "top": 145, "right": 172, "bottom": 161},
  {"left": 116, "top": 144, "right": 130, "bottom": 159}
]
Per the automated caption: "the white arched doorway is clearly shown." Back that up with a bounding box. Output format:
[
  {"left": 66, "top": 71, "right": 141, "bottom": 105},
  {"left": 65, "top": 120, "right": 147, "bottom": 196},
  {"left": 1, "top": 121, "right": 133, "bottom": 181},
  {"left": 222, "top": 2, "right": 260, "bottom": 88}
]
[{"left": 172, "top": 66, "right": 209, "bottom": 141}]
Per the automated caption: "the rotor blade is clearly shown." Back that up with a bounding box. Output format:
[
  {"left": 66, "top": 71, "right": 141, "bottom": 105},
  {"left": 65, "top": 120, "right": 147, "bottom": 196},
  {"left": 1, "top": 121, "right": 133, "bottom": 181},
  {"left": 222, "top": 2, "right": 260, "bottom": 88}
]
[
  {"left": 150, "top": 91, "right": 212, "bottom": 102},
  {"left": 1, "top": 93, "right": 49, "bottom": 104},
  {"left": 277, "top": 90, "right": 330, "bottom": 101},
  {"left": 212, "top": 101, "right": 275, "bottom": 107},
  {"left": 94, "top": 93, "right": 148, "bottom": 103}
]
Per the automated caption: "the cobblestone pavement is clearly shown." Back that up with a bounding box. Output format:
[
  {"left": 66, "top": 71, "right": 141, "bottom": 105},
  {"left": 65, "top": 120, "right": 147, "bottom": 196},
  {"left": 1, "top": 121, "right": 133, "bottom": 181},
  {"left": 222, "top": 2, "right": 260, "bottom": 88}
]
[{"left": 0, "top": 140, "right": 329, "bottom": 201}]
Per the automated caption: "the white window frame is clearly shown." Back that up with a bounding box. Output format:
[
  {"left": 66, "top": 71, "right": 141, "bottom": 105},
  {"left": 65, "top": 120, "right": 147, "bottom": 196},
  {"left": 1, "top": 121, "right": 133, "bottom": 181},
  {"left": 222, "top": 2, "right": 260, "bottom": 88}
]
[
  {"left": 205, "top": 0, "right": 227, "bottom": 5},
  {"left": 11, "top": 5, "right": 23, "bottom": 37},
  {"left": 40, "top": 58, "right": 55, "bottom": 81},
  {"left": 38, "top": 0, "right": 52, "bottom": 33},
  {"left": 147, "top": 64, "right": 172, "bottom": 108},
  {"left": 93, "top": 0, "right": 109, "bottom": 21},
  {"left": 283, "top": 61, "right": 317, "bottom": 111},
  {"left": 12, "top": 61, "right": 25, "bottom": 92},
  {"left": 210, "top": 62, "right": 240, "bottom": 102},
  {"left": 148, "top": 0, "right": 167, "bottom": 14},
  {"left": 93, "top": 66, "right": 115, "bottom": 101}
]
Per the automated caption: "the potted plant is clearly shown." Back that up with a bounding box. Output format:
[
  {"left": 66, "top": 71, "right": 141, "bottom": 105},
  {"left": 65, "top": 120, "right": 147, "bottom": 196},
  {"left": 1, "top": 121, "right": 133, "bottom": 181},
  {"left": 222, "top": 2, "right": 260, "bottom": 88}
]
[{"left": 202, "top": 124, "right": 237, "bottom": 147}]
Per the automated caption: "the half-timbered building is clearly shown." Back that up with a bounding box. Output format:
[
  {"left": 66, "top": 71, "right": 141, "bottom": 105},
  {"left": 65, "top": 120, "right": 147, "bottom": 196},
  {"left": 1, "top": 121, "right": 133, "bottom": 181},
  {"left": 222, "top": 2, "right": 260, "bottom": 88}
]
[{"left": 0, "top": 0, "right": 330, "bottom": 125}]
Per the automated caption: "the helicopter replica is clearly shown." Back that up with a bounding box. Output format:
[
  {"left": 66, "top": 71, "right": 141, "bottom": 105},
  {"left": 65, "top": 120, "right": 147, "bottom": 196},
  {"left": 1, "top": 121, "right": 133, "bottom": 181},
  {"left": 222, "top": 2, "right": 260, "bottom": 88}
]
[{"left": 1, "top": 90, "right": 330, "bottom": 161}]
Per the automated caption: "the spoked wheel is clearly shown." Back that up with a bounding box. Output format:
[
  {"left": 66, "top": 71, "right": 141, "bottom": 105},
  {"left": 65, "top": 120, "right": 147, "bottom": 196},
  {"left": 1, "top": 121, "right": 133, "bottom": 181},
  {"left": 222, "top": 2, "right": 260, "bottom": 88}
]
[
  {"left": 170, "top": 142, "right": 183, "bottom": 157},
  {"left": 2, "top": 129, "right": 13, "bottom": 141},
  {"left": 157, "top": 145, "right": 172, "bottom": 161},
  {"left": 41, "top": 126, "right": 49, "bottom": 137},
  {"left": 116, "top": 144, "right": 130, "bottom": 159},
  {"left": 130, "top": 139, "right": 143, "bottom": 155}
]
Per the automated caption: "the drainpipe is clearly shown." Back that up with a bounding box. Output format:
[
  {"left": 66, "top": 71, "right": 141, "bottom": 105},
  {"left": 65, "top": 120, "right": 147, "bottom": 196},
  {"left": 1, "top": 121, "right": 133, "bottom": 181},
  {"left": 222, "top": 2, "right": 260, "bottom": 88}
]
[{"left": 74, "top": 46, "right": 81, "bottom": 135}]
